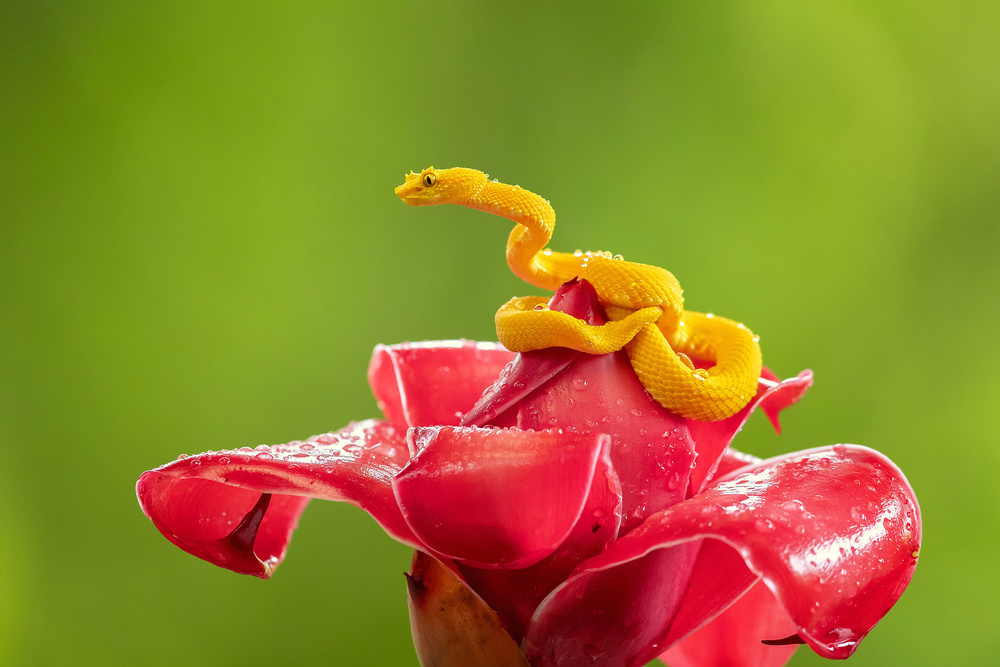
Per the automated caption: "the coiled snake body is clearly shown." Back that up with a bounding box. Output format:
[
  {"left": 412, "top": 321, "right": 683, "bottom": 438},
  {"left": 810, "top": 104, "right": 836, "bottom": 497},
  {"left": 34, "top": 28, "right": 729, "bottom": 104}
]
[{"left": 395, "top": 166, "right": 762, "bottom": 421}]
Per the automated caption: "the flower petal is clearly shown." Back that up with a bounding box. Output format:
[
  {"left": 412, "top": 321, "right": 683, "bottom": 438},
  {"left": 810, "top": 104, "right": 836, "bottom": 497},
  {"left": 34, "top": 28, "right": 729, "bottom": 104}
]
[
  {"left": 518, "top": 349, "right": 696, "bottom": 535},
  {"left": 457, "top": 441, "right": 622, "bottom": 641},
  {"left": 392, "top": 426, "right": 612, "bottom": 569},
  {"left": 368, "top": 341, "right": 515, "bottom": 429},
  {"left": 686, "top": 368, "right": 813, "bottom": 495},
  {"left": 136, "top": 420, "right": 420, "bottom": 578},
  {"left": 461, "top": 279, "right": 605, "bottom": 428},
  {"left": 526, "top": 444, "right": 920, "bottom": 664},
  {"left": 486, "top": 278, "right": 698, "bottom": 535},
  {"left": 137, "top": 478, "right": 309, "bottom": 579},
  {"left": 524, "top": 542, "right": 703, "bottom": 667},
  {"left": 658, "top": 578, "right": 799, "bottom": 667}
]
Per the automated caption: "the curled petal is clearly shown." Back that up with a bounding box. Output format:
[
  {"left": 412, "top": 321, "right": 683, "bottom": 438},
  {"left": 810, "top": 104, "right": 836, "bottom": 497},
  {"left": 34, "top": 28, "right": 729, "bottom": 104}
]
[
  {"left": 136, "top": 420, "right": 420, "bottom": 578},
  {"left": 458, "top": 439, "right": 622, "bottom": 641},
  {"left": 686, "top": 368, "right": 814, "bottom": 495},
  {"left": 137, "top": 479, "right": 308, "bottom": 579},
  {"left": 368, "top": 341, "right": 515, "bottom": 429},
  {"left": 393, "top": 426, "right": 612, "bottom": 569},
  {"left": 528, "top": 444, "right": 920, "bottom": 663}
]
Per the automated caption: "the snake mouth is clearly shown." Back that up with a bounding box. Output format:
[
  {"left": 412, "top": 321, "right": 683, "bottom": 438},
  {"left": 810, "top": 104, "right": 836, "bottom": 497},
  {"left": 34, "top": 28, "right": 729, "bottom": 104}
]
[{"left": 395, "top": 171, "right": 434, "bottom": 205}]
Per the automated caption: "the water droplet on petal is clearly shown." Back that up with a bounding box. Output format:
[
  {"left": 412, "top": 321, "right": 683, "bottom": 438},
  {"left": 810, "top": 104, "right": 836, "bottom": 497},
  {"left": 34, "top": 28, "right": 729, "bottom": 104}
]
[{"left": 666, "top": 471, "right": 681, "bottom": 490}]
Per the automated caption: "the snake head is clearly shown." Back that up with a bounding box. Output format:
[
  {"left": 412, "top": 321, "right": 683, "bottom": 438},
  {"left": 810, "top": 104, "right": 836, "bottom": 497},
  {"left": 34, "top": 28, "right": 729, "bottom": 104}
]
[{"left": 395, "top": 166, "right": 487, "bottom": 206}]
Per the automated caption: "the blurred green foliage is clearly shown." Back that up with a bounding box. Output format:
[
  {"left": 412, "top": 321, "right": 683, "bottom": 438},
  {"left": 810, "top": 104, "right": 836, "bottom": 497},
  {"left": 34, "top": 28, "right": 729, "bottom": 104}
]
[{"left": 2, "top": 1, "right": 997, "bottom": 665}]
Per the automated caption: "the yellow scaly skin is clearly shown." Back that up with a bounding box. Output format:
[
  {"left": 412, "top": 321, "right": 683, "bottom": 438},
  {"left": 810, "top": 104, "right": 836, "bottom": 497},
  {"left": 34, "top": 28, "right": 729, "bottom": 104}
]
[{"left": 395, "top": 166, "right": 762, "bottom": 421}]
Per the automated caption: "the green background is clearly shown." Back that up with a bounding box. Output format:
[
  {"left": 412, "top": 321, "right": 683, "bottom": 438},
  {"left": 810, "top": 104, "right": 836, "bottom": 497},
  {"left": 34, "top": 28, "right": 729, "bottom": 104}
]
[{"left": 2, "top": 1, "right": 997, "bottom": 665}]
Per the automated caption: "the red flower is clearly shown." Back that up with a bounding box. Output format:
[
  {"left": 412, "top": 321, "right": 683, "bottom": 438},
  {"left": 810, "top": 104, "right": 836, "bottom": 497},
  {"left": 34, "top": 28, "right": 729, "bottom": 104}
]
[{"left": 136, "top": 280, "right": 920, "bottom": 666}]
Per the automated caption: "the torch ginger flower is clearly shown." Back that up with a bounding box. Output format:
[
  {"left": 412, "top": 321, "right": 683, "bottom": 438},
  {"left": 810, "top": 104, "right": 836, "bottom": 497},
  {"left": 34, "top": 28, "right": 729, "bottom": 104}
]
[{"left": 136, "top": 169, "right": 920, "bottom": 667}]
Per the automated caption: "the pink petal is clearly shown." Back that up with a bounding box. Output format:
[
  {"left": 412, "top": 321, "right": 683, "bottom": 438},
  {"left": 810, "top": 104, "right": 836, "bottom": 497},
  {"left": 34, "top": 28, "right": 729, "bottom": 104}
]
[
  {"left": 523, "top": 542, "right": 703, "bottom": 667},
  {"left": 528, "top": 444, "right": 920, "bottom": 664},
  {"left": 659, "top": 579, "right": 799, "bottom": 667},
  {"left": 136, "top": 420, "right": 420, "bottom": 578},
  {"left": 457, "top": 440, "right": 622, "bottom": 641},
  {"left": 368, "top": 341, "right": 515, "bottom": 429},
  {"left": 392, "top": 426, "right": 612, "bottom": 569},
  {"left": 483, "top": 278, "right": 697, "bottom": 535},
  {"left": 460, "top": 347, "right": 582, "bottom": 428},
  {"left": 657, "top": 538, "right": 761, "bottom": 651},
  {"left": 686, "top": 368, "right": 814, "bottom": 496},
  {"left": 519, "top": 349, "right": 697, "bottom": 535},
  {"left": 137, "top": 478, "right": 309, "bottom": 579},
  {"left": 461, "top": 279, "right": 604, "bottom": 428}
]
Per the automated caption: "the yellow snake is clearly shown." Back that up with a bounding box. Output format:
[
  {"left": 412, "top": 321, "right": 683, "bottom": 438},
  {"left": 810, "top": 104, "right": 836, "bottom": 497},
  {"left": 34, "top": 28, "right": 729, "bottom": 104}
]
[{"left": 395, "top": 166, "right": 762, "bottom": 421}]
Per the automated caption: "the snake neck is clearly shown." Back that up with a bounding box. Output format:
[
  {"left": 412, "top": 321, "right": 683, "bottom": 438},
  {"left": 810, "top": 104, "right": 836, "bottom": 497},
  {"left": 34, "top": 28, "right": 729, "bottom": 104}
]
[{"left": 458, "top": 179, "right": 562, "bottom": 291}]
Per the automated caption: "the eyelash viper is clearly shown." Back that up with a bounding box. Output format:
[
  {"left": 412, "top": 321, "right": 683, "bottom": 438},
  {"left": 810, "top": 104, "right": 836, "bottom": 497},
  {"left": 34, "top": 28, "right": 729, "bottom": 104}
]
[{"left": 394, "top": 166, "right": 762, "bottom": 422}]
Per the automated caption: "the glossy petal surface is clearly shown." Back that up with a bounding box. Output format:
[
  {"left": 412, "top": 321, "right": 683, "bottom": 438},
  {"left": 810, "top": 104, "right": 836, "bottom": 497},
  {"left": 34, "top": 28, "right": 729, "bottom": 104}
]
[
  {"left": 369, "top": 340, "right": 515, "bottom": 429},
  {"left": 136, "top": 420, "right": 420, "bottom": 577},
  {"left": 393, "top": 426, "right": 612, "bottom": 569},
  {"left": 686, "top": 368, "right": 814, "bottom": 495},
  {"left": 659, "top": 578, "right": 799, "bottom": 667},
  {"left": 542, "top": 444, "right": 920, "bottom": 661},
  {"left": 457, "top": 438, "right": 621, "bottom": 641},
  {"left": 462, "top": 279, "right": 606, "bottom": 428}
]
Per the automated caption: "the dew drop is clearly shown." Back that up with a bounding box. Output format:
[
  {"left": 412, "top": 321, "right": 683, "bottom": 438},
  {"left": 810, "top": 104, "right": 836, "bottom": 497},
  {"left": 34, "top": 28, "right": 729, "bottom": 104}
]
[
  {"left": 782, "top": 500, "right": 803, "bottom": 513},
  {"left": 255, "top": 452, "right": 273, "bottom": 461},
  {"left": 666, "top": 471, "right": 681, "bottom": 490},
  {"left": 755, "top": 518, "right": 774, "bottom": 532}
]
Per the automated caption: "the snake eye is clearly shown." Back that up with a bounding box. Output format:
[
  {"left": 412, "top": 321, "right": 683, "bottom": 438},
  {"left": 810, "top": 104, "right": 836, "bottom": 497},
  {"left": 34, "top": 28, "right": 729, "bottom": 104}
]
[{"left": 423, "top": 173, "right": 436, "bottom": 187}]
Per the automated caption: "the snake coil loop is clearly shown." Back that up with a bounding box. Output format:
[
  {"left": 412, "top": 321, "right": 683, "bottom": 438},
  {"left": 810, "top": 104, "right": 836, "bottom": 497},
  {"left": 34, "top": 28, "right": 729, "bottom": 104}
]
[{"left": 396, "top": 166, "right": 762, "bottom": 421}]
